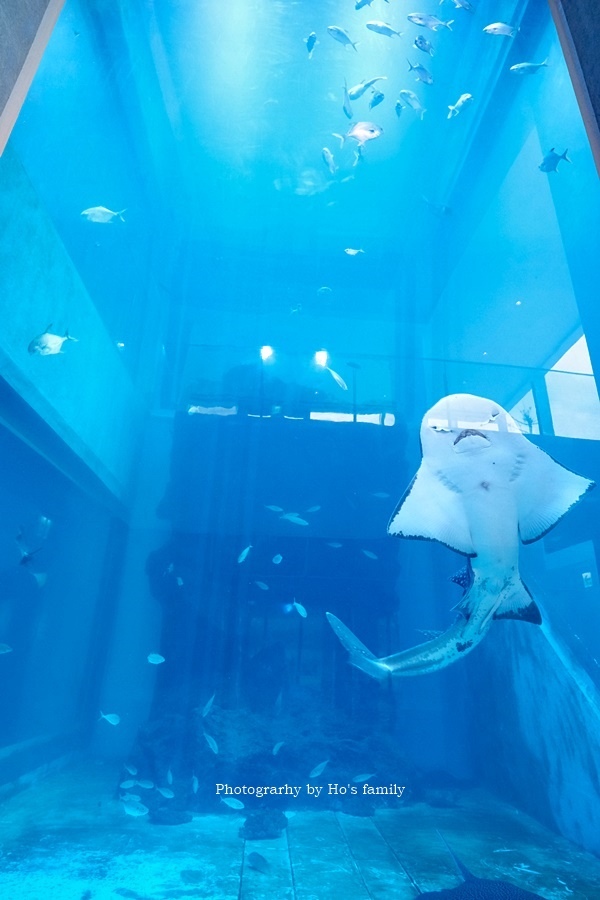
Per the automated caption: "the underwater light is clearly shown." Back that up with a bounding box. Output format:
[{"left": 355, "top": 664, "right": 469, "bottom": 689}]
[
  {"left": 260, "top": 345, "right": 274, "bottom": 361},
  {"left": 314, "top": 349, "right": 328, "bottom": 367}
]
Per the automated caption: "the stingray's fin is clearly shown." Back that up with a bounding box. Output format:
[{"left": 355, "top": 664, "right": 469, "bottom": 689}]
[
  {"left": 388, "top": 464, "right": 475, "bottom": 555},
  {"left": 326, "top": 613, "right": 390, "bottom": 680},
  {"left": 436, "top": 830, "right": 476, "bottom": 882}
]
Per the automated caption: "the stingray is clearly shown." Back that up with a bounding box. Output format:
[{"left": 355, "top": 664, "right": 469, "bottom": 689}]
[
  {"left": 327, "top": 393, "right": 594, "bottom": 678},
  {"left": 406, "top": 832, "right": 548, "bottom": 898}
]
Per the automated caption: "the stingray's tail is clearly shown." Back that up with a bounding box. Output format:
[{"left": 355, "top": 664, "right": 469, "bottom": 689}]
[{"left": 325, "top": 613, "right": 391, "bottom": 680}]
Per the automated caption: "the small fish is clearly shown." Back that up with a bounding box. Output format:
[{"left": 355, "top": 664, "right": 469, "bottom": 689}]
[
  {"left": 327, "top": 542, "right": 343, "bottom": 548},
  {"left": 322, "top": 147, "right": 338, "bottom": 176},
  {"left": 192, "top": 774, "right": 199, "bottom": 794},
  {"left": 347, "top": 77, "right": 387, "bottom": 100},
  {"left": 371, "top": 491, "right": 390, "bottom": 498},
  {"left": 280, "top": 513, "right": 309, "bottom": 525},
  {"left": 136, "top": 779, "right": 154, "bottom": 789},
  {"left": 483, "top": 22, "right": 517, "bottom": 37},
  {"left": 157, "top": 787, "right": 174, "bottom": 799},
  {"left": 355, "top": 0, "right": 377, "bottom": 8},
  {"left": 398, "top": 89, "right": 426, "bottom": 119},
  {"left": 352, "top": 773, "right": 375, "bottom": 783},
  {"left": 147, "top": 653, "right": 165, "bottom": 665},
  {"left": 28, "top": 325, "right": 78, "bottom": 356},
  {"left": 362, "top": 549, "right": 378, "bottom": 559},
  {"left": 440, "top": 0, "right": 473, "bottom": 10},
  {"left": 272, "top": 554, "right": 283, "bottom": 564},
  {"left": 343, "top": 80, "right": 353, "bottom": 119},
  {"left": 306, "top": 506, "right": 321, "bottom": 512},
  {"left": 81, "top": 206, "right": 126, "bottom": 223},
  {"left": 408, "top": 59, "right": 434, "bottom": 85},
  {"left": 201, "top": 694, "right": 215, "bottom": 720},
  {"left": 293, "top": 599, "right": 308, "bottom": 618},
  {"left": 327, "top": 26, "right": 359, "bottom": 51},
  {"left": 124, "top": 763, "right": 138, "bottom": 776},
  {"left": 0, "top": 644, "right": 13, "bottom": 654},
  {"left": 369, "top": 89, "right": 385, "bottom": 109},
  {"left": 120, "top": 792, "right": 141, "bottom": 803},
  {"left": 176, "top": 576, "right": 183, "bottom": 587},
  {"left": 510, "top": 59, "right": 549, "bottom": 75},
  {"left": 116, "top": 341, "right": 125, "bottom": 349},
  {"left": 326, "top": 367, "right": 348, "bottom": 390},
  {"left": 317, "top": 286, "right": 332, "bottom": 296},
  {"left": 407, "top": 13, "right": 454, "bottom": 31},
  {"left": 221, "top": 796, "right": 245, "bottom": 810},
  {"left": 265, "top": 505, "right": 284, "bottom": 512},
  {"left": 99, "top": 711, "right": 120, "bottom": 726},
  {"left": 492, "top": 848, "right": 516, "bottom": 853},
  {"left": 120, "top": 779, "right": 137, "bottom": 789},
  {"left": 366, "top": 21, "right": 402, "bottom": 38},
  {"left": 121, "top": 798, "right": 148, "bottom": 817},
  {"left": 394, "top": 100, "right": 404, "bottom": 118},
  {"left": 247, "top": 851, "right": 270, "bottom": 874},
  {"left": 272, "top": 741, "right": 285, "bottom": 756},
  {"left": 255, "top": 581, "right": 269, "bottom": 590},
  {"left": 304, "top": 32, "right": 318, "bottom": 58},
  {"left": 204, "top": 732, "right": 219, "bottom": 754},
  {"left": 333, "top": 121, "right": 383, "bottom": 149},
  {"left": 422, "top": 196, "right": 451, "bottom": 216},
  {"left": 447, "top": 92, "right": 473, "bottom": 118},
  {"left": 413, "top": 35, "right": 435, "bottom": 55},
  {"left": 309, "top": 759, "right": 329, "bottom": 778},
  {"left": 167, "top": 769, "right": 173, "bottom": 785},
  {"left": 237, "top": 544, "right": 252, "bottom": 563},
  {"left": 539, "top": 148, "right": 570, "bottom": 173},
  {"left": 344, "top": 248, "right": 365, "bottom": 256}
]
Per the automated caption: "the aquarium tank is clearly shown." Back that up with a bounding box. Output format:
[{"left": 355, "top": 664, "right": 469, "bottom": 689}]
[{"left": 1, "top": 0, "right": 600, "bottom": 897}]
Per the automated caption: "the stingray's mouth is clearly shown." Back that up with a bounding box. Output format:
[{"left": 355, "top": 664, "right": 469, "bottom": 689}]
[{"left": 453, "top": 428, "right": 490, "bottom": 447}]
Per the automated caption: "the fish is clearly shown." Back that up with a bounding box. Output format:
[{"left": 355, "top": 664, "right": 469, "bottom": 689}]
[
  {"left": 272, "top": 554, "right": 283, "bottom": 564},
  {"left": 407, "top": 59, "right": 434, "bottom": 84},
  {"left": 395, "top": 100, "right": 404, "bottom": 118},
  {"left": 28, "top": 325, "right": 78, "bottom": 356},
  {"left": 362, "top": 549, "right": 378, "bottom": 559},
  {"left": 344, "top": 248, "right": 365, "bottom": 256},
  {"left": 326, "top": 394, "right": 593, "bottom": 678},
  {"left": 221, "top": 796, "right": 245, "bottom": 810},
  {"left": 347, "top": 77, "right": 387, "bottom": 100},
  {"left": 327, "top": 26, "right": 359, "bottom": 51},
  {"left": 237, "top": 544, "right": 252, "bottom": 563},
  {"left": 247, "top": 852, "right": 270, "bottom": 874},
  {"left": 414, "top": 35, "right": 435, "bottom": 55},
  {"left": 407, "top": 13, "right": 454, "bottom": 31},
  {"left": 369, "top": 89, "right": 385, "bottom": 109},
  {"left": 99, "top": 712, "right": 120, "bottom": 725},
  {"left": 121, "top": 798, "right": 148, "bottom": 817},
  {"left": 265, "top": 505, "right": 284, "bottom": 512},
  {"left": 356, "top": 0, "right": 384, "bottom": 7},
  {"left": 398, "top": 90, "right": 426, "bottom": 119},
  {"left": 327, "top": 542, "right": 343, "bottom": 548},
  {"left": 293, "top": 599, "right": 308, "bottom": 618},
  {"left": 176, "top": 576, "right": 184, "bottom": 587},
  {"left": 423, "top": 196, "right": 451, "bottom": 216},
  {"left": 81, "top": 206, "right": 126, "bottom": 223},
  {"left": 272, "top": 741, "right": 285, "bottom": 755},
  {"left": 201, "top": 692, "right": 216, "bottom": 717},
  {"left": 539, "top": 148, "right": 570, "bottom": 173},
  {"left": 124, "top": 764, "right": 138, "bottom": 776},
  {"left": 325, "top": 367, "right": 348, "bottom": 390},
  {"left": 483, "top": 22, "right": 518, "bottom": 37},
  {"left": 366, "top": 21, "right": 402, "bottom": 38},
  {"left": 280, "top": 513, "right": 309, "bottom": 525},
  {"left": 309, "top": 760, "right": 329, "bottom": 778},
  {"left": 0, "top": 644, "right": 13, "bottom": 654},
  {"left": 136, "top": 779, "right": 154, "bottom": 789},
  {"left": 304, "top": 32, "right": 318, "bottom": 58},
  {"left": 352, "top": 773, "right": 375, "bottom": 783},
  {"left": 167, "top": 769, "right": 173, "bottom": 785},
  {"left": 306, "top": 506, "right": 321, "bottom": 512},
  {"left": 510, "top": 60, "right": 549, "bottom": 75},
  {"left": 332, "top": 121, "right": 383, "bottom": 149},
  {"left": 317, "top": 286, "right": 332, "bottom": 296},
  {"left": 343, "top": 80, "right": 353, "bottom": 119},
  {"left": 413, "top": 831, "right": 547, "bottom": 898},
  {"left": 157, "top": 787, "right": 174, "bottom": 799},
  {"left": 119, "top": 779, "right": 137, "bottom": 789},
  {"left": 147, "top": 653, "right": 165, "bottom": 665},
  {"left": 447, "top": 93, "right": 473, "bottom": 119},
  {"left": 440, "top": 0, "right": 473, "bottom": 10},
  {"left": 322, "top": 147, "right": 338, "bottom": 176},
  {"left": 371, "top": 491, "right": 391, "bottom": 498},
  {"left": 192, "top": 774, "right": 199, "bottom": 793},
  {"left": 255, "top": 581, "right": 269, "bottom": 590},
  {"left": 204, "top": 732, "right": 219, "bottom": 754}
]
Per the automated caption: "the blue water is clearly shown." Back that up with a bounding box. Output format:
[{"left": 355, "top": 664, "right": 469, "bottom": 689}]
[{"left": 2, "top": 0, "right": 600, "bottom": 897}]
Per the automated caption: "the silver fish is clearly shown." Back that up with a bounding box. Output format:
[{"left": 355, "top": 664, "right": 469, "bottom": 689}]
[
  {"left": 366, "top": 21, "right": 402, "bottom": 38},
  {"left": 343, "top": 80, "right": 353, "bottom": 119},
  {"left": 304, "top": 32, "right": 318, "bottom": 58},
  {"left": 167, "top": 769, "right": 173, "bottom": 785},
  {"left": 280, "top": 513, "right": 309, "bottom": 525},
  {"left": 483, "top": 22, "right": 517, "bottom": 36},
  {"left": 539, "top": 148, "right": 571, "bottom": 173},
  {"left": 121, "top": 798, "right": 148, "bottom": 817},
  {"left": 28, "top": 325, "right": 78, "bottom": 356},
  {"left": 157, "top": 787, "right": 174, "bottom": 798},
  {"left": 255, "top": 581, "right": 269, "bottom": 590},
  {"left": 327, "top": 26, "right": 359, "bottom": 51},
  {"left": 81, "top": 206, "right": 126, "bottom": 223},
  {"left": 407, "top": 59, "right": 434, "bottom": 84},
  {"left": 202, "top": 692, "right": 215, "bottom": 717},
  {"left": 407, "top": 13, "right": 454, "bottom": 31},
  {"left": 237, "top": 544, "right": 252, "bottom": 563},
  {"left": 147, "top": 653, "right": 165, "bottom": 665},
  {"left": 293, "top": 599, "right": 308, "bottom": 618},
  {"left": 192, "top": 775, "right": 199, "bottom": 793},
  {"left": 0, "top": 643, "right": 13, "bottom": 654},
  {"left": 413, "top": 35, "right": 435, "bottom": 55},
  {"left": 272, "top": 554, "right": 283, "bottom": 564},
  {"left": 136, "top": 780, "right": 154, "bottom": 789},
  {"left": 344, "top": 248, "right": 365, "bottom": 256},
  {"left": 510, "top": 59, "right": 549, "bottom": 75},
  {"left": 398, "top": 89, "right": 426, "bottom": 119},
  {"left": 221, "top": 796, "right": 244, "bottom": 810},
  {"left": 348, "top": 76, "right": 387, "bottom": 100},
  {"left": 327, "top": 393, "right": 593, "bottom": 678},
  {"left": 352, "top": 773, "right": 375, "bottom": 783},
  {"left": 265, "top": 505, "right": 283, "bottom": 512},
  {"left": 309, "top": 759, "right": 329, "bottom": 778},
  {"left": 447, "top": 92, "right": 473, "bottom": 118},
  {"left": 355, "top": 0, "right": 378, "bottom": 8},
  {"left": 99, "top": 712, "right": 120, "bottom": 726},
  {"left": 124, "top": 763, "right": 138, "bottom": 776},
  {"left": 362, "top": 549, "right": 378, "bottom": 559},
  {"left": 273, "top": 741, "right": 285, "bottom": 755},
  {"left": 440, "top": 0, "right": 473, "bottom": 10},
  {"left": 369, "top": 89, "right": 385, "bottom": 109},
  {"left": 120, "top": 779, "right": 137, "bottom": 789},
  {"left": 394, "top": 100, "right": 404, "bottom": 118},
  {"left": 322, "top": 147, "right": 338, "bottom": 176},
  {"left": 327, "top": 542, "right": 343, "bottom": 548},
  {"left": 204, "top": 732, "right": 219, "bottom": 754}
]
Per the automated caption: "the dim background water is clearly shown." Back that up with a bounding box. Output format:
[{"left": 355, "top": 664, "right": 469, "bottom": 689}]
[{"left": 1, "top": 0, "right": 600, "bottom": 890}]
